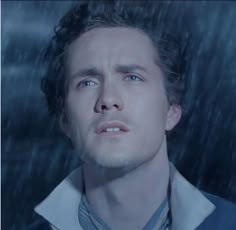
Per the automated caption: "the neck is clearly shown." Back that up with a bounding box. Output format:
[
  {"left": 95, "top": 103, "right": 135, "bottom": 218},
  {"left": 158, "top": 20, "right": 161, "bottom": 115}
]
[{"left": 82, "top": 138, "right": 170, "bottom": 229}]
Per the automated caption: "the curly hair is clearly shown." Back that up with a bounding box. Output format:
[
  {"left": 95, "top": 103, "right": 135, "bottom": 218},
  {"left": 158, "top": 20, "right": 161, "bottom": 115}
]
[{"left": 41, "top": 1, "right": 186, "bottom": 117}]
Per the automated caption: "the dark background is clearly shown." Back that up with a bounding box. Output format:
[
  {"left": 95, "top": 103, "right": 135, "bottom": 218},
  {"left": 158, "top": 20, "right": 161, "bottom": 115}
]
[{"left": 2, "top": 1, "right": 236, "bottom": 229}]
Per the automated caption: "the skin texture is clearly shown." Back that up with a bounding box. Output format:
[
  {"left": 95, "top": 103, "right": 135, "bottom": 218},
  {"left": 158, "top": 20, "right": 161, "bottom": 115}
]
[{"left": 60, "top": 27, "right": 181, "bottom": 229}]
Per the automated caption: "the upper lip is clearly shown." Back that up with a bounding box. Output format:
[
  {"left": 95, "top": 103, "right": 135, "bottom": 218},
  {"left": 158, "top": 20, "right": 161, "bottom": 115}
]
[{"left": 95, "top": 120, "right": 129, "bottom": 133}]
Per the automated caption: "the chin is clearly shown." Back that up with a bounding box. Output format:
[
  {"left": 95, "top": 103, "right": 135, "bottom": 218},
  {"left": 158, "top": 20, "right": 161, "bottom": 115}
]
[{"left": 81, "top": 149, "right": 148, "bottom": 170}]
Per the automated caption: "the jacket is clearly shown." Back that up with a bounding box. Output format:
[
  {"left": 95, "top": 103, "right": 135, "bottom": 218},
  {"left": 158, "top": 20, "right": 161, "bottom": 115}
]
[{"left": 27, "top": 164, "right": 236, "bottom": 230}]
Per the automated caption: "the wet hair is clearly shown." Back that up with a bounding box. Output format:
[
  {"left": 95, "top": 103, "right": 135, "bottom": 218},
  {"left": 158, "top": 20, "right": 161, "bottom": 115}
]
[{"left": 41, "top": 1, "right": 186, "bottom": 117}]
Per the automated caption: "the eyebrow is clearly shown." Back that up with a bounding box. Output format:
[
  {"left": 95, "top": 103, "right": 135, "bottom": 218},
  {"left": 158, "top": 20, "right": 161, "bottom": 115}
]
[
  {"left": 70, "top": 64, "right": 148, "bottom": 81},
  {"left": 71, "top": 68, "right": 102, "bottom": 80},
  {"left": 115, "top": 64, "right": 148, "bottom": 73}
]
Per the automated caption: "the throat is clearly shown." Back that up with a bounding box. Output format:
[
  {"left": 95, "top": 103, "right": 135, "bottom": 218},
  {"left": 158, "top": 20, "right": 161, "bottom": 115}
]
[{"left": 81, "top": 152, "right": 170, "bottom": 229}]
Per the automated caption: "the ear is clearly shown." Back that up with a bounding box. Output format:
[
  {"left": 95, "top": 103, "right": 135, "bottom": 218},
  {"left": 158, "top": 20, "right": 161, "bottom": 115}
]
[
  {"left": 165, "top": 104, "right": 182, "bottom": 131},
  {"left": 59, "top": 111, "right": 71, "bottom": 139}
]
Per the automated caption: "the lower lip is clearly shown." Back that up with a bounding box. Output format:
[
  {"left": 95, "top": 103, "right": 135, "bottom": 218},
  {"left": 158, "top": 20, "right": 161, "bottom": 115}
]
[{"left": 97, "top": 131, "right": 128, "bottom": 137}]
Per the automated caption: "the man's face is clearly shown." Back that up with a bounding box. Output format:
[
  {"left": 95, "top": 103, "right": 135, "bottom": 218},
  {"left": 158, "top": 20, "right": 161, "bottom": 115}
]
[{"left": 61, "top": 27, "right": 180, "bottom": 169}]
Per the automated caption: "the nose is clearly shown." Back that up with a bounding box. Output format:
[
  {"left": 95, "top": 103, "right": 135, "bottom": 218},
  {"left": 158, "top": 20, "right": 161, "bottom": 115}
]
[{"left": 95, "top": 84, "right": 124, "bottom": 113}]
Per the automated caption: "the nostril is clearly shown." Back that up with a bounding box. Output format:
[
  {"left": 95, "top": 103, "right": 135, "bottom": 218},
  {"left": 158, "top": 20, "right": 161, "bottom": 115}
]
[
  {"left": 114, "top": 104, "right": 119, "bottom": 109},
  {"left": 101, "top": 104, "right": 120, "bottom": 111},
  {"left": 101, "top": 105, "right": 107, "bottom": 110}
]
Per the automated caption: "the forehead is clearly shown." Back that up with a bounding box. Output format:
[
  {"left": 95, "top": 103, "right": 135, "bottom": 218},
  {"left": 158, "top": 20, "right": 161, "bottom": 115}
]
[{"left": 66, "top": 27, "right": 159, "bottom": 74}]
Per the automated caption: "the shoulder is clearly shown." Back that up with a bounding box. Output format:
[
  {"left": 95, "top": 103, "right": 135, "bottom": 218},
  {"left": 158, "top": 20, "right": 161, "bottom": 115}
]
[
  {"left": 198, "top": 192, "right": 236, "bottom": 230},
  {"left": 205, "top": 192, "right": 236, "bottom": 217}
]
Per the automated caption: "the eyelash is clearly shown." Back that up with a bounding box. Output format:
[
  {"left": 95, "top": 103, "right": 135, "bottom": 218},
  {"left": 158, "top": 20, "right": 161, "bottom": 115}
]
[
  {"left": 124, "top": 74, "right": 143, "bottom": 81},
  {"left": 77, "top": 80, "right": 98, "bottom": 88}
]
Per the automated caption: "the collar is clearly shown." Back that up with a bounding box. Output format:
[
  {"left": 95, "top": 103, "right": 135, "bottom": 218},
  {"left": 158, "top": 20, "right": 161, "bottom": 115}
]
[{"left": 35, "top": 163, "right": 215, "bottom": 230}]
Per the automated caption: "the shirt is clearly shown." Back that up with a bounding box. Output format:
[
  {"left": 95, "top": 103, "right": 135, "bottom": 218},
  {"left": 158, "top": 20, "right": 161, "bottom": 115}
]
[{"left": 79, "top": 193, "right": 170, "bottom": 230}]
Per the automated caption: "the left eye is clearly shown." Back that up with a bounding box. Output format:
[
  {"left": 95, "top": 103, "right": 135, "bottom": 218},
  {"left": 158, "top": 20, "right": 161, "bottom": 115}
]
[{"left": 125, "top": 75, "right": 143, "bottom": 81}]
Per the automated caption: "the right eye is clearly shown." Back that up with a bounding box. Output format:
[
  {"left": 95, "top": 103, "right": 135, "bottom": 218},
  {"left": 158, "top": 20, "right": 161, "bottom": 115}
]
[{"left": 77, "top": 80, "right": 98, "bottom": 88}]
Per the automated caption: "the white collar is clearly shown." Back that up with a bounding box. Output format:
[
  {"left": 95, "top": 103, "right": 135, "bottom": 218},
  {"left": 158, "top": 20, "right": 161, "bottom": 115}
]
[{"left": 35, "top": 163, "right": 215, "bottom": 230}]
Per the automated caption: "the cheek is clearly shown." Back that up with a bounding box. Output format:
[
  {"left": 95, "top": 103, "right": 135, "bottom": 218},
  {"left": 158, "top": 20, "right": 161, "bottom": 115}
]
[
  {"left": 66, "top": 91, "right": 96, "bottom": 117},
  {"left": 136, "top": 91, "right": 168, "bottom": 130},
  {"left": 65, "top": 94, "right": 93, "bottom": 135}
]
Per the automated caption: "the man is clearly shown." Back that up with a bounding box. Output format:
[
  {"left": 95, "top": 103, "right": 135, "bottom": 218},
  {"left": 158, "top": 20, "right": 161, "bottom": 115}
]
[{"left": 30, "top": 1, "right": 236, "bottom": 230}]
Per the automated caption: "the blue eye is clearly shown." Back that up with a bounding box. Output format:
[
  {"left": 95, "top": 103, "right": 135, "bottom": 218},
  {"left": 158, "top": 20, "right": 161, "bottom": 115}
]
[
  {"left": 125, "top": 75, "right": 143, "bottom": 81},
  {"left": 78, "top": 80, "right": 97, "bottom": 88}
]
